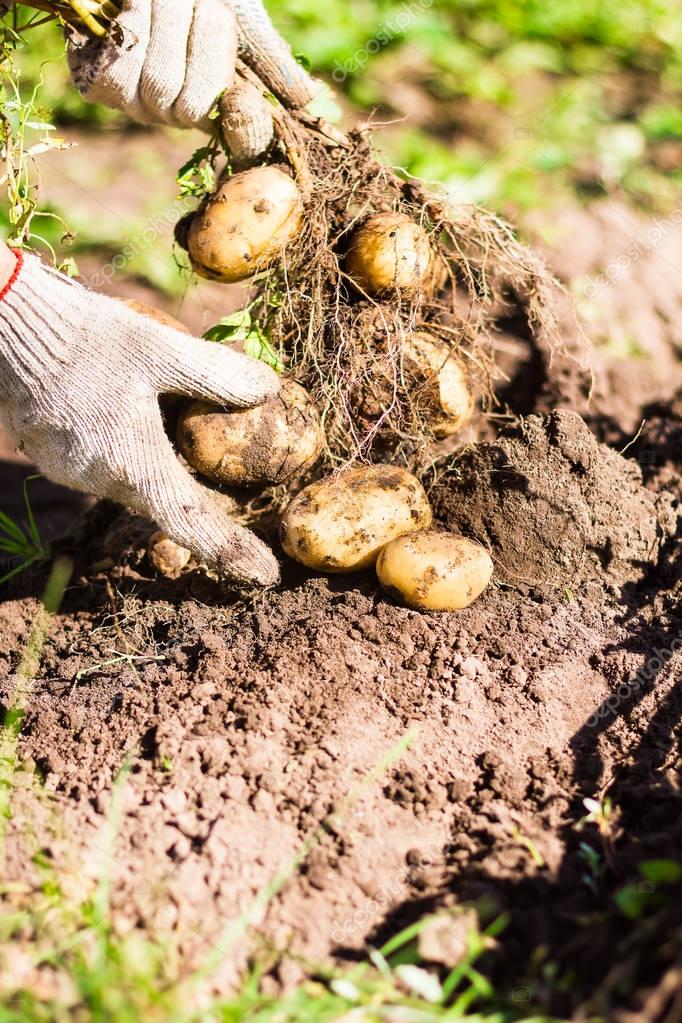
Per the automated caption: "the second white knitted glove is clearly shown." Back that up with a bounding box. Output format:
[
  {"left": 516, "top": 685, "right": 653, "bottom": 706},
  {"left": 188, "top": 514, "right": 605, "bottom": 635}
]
[
  {"left": 0, "top": 251, "right": 281, "bottom": 586},
  {"left": 66, "top": 0, "right": 317, "bottom": 140}
]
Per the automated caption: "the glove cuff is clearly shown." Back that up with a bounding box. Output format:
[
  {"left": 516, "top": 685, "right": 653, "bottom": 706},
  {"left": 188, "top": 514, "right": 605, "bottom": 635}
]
[
  {"left": 0, "top": 249, "right": 24, "bottom": 303},
  {"left": 0, "top": 252, "right": 89, "bottom": 389}
]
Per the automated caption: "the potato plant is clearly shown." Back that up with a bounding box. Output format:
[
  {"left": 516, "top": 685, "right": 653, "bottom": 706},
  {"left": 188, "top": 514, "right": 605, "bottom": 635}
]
[
  {"left": 7, "top": 0, "right": 545, "bottom": 610},
  {"left": 172, "top": 61, "right": 566, "bottom": 474}
]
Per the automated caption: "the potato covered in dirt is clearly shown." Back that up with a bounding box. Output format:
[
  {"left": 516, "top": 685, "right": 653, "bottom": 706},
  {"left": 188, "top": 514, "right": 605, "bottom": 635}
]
[
  {"left": 280, "top": 464, "right": 432, "bottom": 572},
  {"left": 187, "top": 167, "right": 303, "bottom": 283},
  {"left": 376, "top": 530, "right": 493, "bottom": 610},
  {"left": 390, "top": 331, "right": 475, "bottom": 437},
  {"left": 346, "top": 213, "right": 446, "bottom": 298},
  {"left": 147, "top": 531, "right": 192, "bottom": 578},
  {"left": 177, "top": 380, "right": 323, "bottom": 488}
]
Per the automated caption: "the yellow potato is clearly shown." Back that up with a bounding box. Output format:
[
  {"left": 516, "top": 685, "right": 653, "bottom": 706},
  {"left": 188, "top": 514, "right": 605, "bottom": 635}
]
[
  {"left": 280, "top": 464, "right": 432, "bottom": 572},
  {"left": 147, "top": 531, "right": 192, "bottom": 578},
  {"left": 346, "top": 213, "right": 446, "bottom": 298},
  {"left": 376, "top": 530, "right": 493, "bottom": 610},
  {"left": 116, "top": 298, "right": 191, "bottom": 334},
  {"left": 177, "top": 380, "right": 323, "bottom": 488},
  {"left": 402, "top": 332, "right": 474, "bottom": 436},
  {"left": 187, "top": 167, "right": 303, "bottom": 283}
]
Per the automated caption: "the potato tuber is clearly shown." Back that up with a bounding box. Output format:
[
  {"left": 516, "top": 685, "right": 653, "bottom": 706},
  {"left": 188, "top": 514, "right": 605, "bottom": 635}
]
[
  {"left": 401, "top": 331, "right": 474, "bottom": 436},
  {"left": 177, "top": 379, "right": 323, "bottom": 488},
  {"left": 187, "top": 167, "right": 303, "bottom": 283},
  {"left": 346, "top": 213, "right": 445, "bottom": 298},
  {"left": 116, "top": 298, "right": 191, "bottom": 334},
  {"left": 376, "top": 530, "right": 493, "bottom": 610},
  {"left": 280, "top": 464, "right": 432, "bottom": 572}
]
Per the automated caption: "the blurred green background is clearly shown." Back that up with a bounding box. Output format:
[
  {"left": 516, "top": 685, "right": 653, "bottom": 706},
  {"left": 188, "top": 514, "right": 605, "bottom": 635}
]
[{"left": 1, "top": 0, "right": 680, "bottom": 301}]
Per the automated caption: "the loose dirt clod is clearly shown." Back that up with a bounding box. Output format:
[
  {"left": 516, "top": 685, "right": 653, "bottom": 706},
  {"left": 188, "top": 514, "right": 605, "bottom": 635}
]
[
  {"left": 431, "top": 410, "right": 669, "bottom": 590},
  {"left": 147, "top": 531, "right": 192, "bottom": 578}
]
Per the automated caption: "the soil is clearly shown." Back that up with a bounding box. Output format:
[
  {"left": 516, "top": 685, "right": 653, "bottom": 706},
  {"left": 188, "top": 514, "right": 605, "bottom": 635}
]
[
  {"left": 1, "top": 194, "right": 681, "bottom": 1017},
  {"left": 432, "top": 410, "right": 674, "bottom": 591}
]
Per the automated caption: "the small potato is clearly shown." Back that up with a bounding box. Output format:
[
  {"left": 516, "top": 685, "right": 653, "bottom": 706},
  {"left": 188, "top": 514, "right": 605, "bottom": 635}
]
[
  {"left": 177, "top": 380, "right": 323, "bottom": 488},
  {"left": 187, "top": 167, "right": 303, "bottom": 283},
  {"left": 376, "top": 530, "right": 493, "bottom": 610},
  {"left": 116, "top": 298, "right": 191, "bottom": 334},
  {"left": 280, "top": 464, "right": 432, "bottom": 573},
  {"left": 402, "top": 332, "right": 474, "bottom": 436},
  {"left": 148, "top": 531, "right": 192, "bottom": 578},
  {"left": 346, "top": 213, "right": 446, "bottom": 298}
]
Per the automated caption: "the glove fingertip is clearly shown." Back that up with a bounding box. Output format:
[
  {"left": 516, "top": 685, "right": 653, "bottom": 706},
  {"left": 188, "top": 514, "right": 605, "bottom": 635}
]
[
  {"left": 211, "top": 348, "right": 281, "bottom": 408},
  {"left": 217, "top": 530, "right": 281, "bottom": 588}
]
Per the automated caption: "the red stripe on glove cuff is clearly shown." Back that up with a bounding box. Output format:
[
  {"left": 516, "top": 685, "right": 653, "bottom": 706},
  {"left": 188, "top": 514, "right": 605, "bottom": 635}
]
[{"left": 0, "top": 248, "right": 24, "bottom": 302}]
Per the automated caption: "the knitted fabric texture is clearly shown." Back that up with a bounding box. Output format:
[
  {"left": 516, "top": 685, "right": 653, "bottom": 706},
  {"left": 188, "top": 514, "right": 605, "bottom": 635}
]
[
  {"left": 66, "top": 0, "right": 316, "bottom": 144},
  {"left": 0, "top": 253, "right": 280, "bottom": 585}
]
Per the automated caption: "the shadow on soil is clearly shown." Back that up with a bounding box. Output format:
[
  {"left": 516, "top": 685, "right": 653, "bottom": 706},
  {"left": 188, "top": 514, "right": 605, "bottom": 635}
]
[{"left": 362, "top": 502, "right": 682, "bottom": 1018}]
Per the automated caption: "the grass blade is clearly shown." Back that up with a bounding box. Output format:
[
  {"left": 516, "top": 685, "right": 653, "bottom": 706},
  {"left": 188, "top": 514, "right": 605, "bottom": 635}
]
[
  {"left": 22, "top": 473, "right": 44, "bottom": 549},
  {"left": 0, "top": 556, "right": 35, "bottom": 586},
  {"left": 0, "top": 509, "right": 28, "bottom": 545}
]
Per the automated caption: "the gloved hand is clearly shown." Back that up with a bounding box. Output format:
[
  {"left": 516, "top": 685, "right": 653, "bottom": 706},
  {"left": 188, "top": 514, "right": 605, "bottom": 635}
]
[
  {"left": 0, "top": 250, "right": 281, "bottom": 586},
  {"left": 66, "top": 0, "right": 317, "bottom": 150}
]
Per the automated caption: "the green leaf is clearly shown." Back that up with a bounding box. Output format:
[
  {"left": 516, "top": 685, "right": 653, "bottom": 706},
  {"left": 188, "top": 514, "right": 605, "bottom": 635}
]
[
  {"left": 204, "top": 312, "right": 284, "bottom": 373},
  {"left": 0, "top": 509, "right": 27, "bottom": 544},
  {"left": 59, "top": 256, "right": 79, "bottom": 278},
  {"left": 243, "top": 330, "right": 284, "bottom": 374},
  {"left": 640, "top": 860, "right": 682, "bottom": 884},
  {"left": 177, "top": 146, "right": 213, "bottom": 181},
  {"left": 614, "top": 884, "right": 648, "bottom": 919},
  {"left": 203, "top": 324, "right": 239, "bottom": 344},
  {"left": 219, "top": 308, "right": 253, "bottom": 330},
  {"left": 177, "top": 145, "right": 217, "bottom": 199},
  {"left": 295, "top": 52, "right": 313, "bottom": 72},
  {"left": 203, "top": 310, "right": 252, "bottom": 344}
]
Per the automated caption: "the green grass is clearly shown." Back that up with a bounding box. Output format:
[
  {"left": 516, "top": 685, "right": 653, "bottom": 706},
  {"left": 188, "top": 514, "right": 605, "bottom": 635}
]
[
  {"left": 0, "top": 476, "right": 51, "bottom": 584},
  {"left": 1, "top": 892, "right": 538, "bottom": 1023},
  {"left": 0, "top": 872, "right": 561, "bottom": 1023},
  {"left": 270, "top": 0, "right": 681, "bottom": 211}
]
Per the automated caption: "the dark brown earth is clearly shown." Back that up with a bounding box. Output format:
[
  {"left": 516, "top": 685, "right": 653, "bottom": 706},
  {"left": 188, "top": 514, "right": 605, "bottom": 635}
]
[
  {"left": 1, "top": 200, "right": 681, "bottom": 1017},
  {"left": 432, "top": 410, "right": 675, "bottom": 591}
]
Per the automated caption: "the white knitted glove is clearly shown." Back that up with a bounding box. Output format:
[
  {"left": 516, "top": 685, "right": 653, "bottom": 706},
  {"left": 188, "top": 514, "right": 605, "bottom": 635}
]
[
  {"left": 0, "top": 251, "right": 280, "bottom": 586},
  {"left": 67, "top": 0, "right": 317, "bottom": 143}
]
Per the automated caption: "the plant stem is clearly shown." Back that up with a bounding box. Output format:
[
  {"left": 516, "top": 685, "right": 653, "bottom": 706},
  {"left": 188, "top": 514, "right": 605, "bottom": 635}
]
[{"left": 9, "top": 0, "right": 118, "bottom": 35}]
